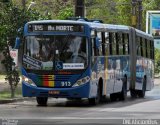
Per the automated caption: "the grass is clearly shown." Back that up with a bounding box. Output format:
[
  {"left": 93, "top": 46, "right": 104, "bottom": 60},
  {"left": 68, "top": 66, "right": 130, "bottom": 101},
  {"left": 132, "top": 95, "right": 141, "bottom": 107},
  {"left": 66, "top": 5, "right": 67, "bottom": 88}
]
[
  {"left": 0, "top": 74, "right": 6, "bottom": 80},
  {"left": 0, "top": 86, "right": 22, "bottom": 100}
]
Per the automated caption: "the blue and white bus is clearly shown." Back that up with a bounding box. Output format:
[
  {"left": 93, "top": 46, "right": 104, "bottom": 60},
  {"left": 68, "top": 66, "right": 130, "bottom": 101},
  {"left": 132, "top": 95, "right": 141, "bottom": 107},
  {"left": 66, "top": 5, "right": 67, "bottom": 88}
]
[{"left": 19, "top": 19, "right": 154, "bottom": 105}]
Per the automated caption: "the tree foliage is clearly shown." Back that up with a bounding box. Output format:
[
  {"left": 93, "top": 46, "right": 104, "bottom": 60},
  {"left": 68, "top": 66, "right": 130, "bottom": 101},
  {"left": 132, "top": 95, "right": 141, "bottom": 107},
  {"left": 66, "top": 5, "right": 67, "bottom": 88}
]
[
  {"left": 86, "top": 0, "right": 160, "bottom": 30},
  {"left": 155, "top": 48, "right": 160, "bottom": 74},
  {"left": 13, "top": 0, "right": 74, "bottom": 19}
]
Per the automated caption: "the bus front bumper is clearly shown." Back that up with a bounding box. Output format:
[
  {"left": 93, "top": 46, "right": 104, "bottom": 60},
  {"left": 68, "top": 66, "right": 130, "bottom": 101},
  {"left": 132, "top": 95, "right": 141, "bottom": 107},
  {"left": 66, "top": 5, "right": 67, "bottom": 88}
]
[{"left": 22, "top": 82, "right": 90, "bottom": 98}]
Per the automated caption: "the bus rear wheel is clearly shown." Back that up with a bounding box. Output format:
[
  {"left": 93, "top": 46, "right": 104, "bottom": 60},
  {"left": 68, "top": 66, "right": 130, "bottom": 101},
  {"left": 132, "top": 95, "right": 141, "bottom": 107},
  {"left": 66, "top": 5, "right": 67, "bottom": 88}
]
[
  {"left": 138, "top": 78, "right": 146, "bottom": 98},
  {"left": 110, "top": 93, "right": 118, "bottom": 102},
  {"left": 36, "top": 97, "right": 48, "bottom": 106},
  {"left": 130, "top": 89, "right": 138, "bottom": 98},
  {"left": 119, "top": 77, "right": 127, "bottom": 101}
]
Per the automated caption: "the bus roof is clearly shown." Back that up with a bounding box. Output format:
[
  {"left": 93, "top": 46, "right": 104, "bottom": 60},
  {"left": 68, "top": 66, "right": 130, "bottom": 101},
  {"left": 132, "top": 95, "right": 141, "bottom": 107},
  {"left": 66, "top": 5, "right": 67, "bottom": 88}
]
[
  {"left": 26, "top": 20, "right": 130, "bottom": 32},
  {"left": 26, "top": 20, "right": 153, "bottom": 39},
  {"left": 135, "top": 29, "right": 153, "bottom": 40}
]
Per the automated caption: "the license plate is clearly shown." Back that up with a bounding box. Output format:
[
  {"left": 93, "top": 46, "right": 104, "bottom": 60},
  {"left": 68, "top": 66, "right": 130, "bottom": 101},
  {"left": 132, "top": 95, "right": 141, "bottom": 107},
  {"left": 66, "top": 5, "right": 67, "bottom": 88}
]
[{"left": 48, "top": 90, "right": 60, "bottom": 95}]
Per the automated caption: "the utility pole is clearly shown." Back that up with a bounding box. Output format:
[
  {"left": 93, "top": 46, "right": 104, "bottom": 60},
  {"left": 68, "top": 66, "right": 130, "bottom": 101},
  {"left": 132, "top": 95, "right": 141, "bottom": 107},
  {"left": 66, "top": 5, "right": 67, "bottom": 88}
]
[
  {"left": 137, "top": 0, "right": 142, "bottom": 30},
  {"left": 131, "top": 0, "right": 143, "bottom": 30},
  {"left": 131, "top": 0, "right": 137, "bottom": 28},
  {"left": 75, "top": 0, "right": 85, "bottom": 17}
]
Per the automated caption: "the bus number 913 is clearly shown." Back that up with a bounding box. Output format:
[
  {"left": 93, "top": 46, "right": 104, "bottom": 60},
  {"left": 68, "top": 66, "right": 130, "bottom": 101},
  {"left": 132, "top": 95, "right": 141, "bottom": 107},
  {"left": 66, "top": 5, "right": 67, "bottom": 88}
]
[{"left": 61, "top": 82, "right": 71, "bottom": 87}]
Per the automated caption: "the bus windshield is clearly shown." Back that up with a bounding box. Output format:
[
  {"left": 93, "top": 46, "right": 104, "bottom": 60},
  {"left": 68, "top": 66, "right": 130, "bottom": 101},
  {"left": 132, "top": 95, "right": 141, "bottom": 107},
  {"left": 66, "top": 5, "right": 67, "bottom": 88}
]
[{"left": 23, "top": 35, "right": 88, "bottom": 70}]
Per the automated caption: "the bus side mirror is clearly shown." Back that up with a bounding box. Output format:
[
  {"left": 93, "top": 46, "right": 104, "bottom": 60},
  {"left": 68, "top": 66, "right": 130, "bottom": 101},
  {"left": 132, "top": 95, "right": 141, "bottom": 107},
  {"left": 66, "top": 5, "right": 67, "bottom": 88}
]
[
  {"left": 95, "top": 37, "right": 100, "bottom": 49},
  {"left": 14, "top": 37, "right": 21, "bottom": 49}
]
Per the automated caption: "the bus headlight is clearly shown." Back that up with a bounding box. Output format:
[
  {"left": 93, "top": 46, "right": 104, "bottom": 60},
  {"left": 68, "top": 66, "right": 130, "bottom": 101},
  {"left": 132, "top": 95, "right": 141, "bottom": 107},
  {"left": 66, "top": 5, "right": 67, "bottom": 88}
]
[
  {"left": 22, "top": 75, "right": 36, "bottom": 86},
  {"left": 72, "top": 76, "right": 90, "bottom": 87}
]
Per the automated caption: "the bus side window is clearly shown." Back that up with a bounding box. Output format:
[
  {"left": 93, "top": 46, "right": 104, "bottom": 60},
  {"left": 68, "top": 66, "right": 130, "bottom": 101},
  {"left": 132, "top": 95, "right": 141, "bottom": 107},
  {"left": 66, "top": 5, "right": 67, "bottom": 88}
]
[
  {"left": 118, "top": 33, "right": 123, "bottom": 55},
  {"left": 102, "top": 32, "right": 105, "bottom": 55},
  {"left": 142, "top": 38, "right": 146, "bottom": 57},
  {"left": 105, "top": 32, "right": 109, "bottom": 55},
  {"left": 124, "top": 33, "right": 129, "bottom": 55},
  {"left": 147, "top": 40, "right": 150, "bottom": 59},
  {"left": 116, "top": 33, "right": 119, "bottom": 55},
  {"left": 97, "top": 31, "right": 103, "bottom": 56},
  {"left": 91, "top": 38, "right": 95, "bottom": 57},
  {"left": 140, "top": 37, "right": 143, "bottom": 57},
  {"left": 122, "top": 33, "right": 129, "bottom": 55},
  {"left": 137, "top": 36, "right": 141, "bottom": 56},
  {"left": 109, "top": 32, "right": 112, "bottom": 55},
  {"left": 91, "top": 30, "right": 98, "bottom": 56},
  {"left": 145, "top": 39, "right": 148, "bottom": 58},
  {"left": 112, "top": 32, "right": 116, "bottom": 55},
  {"left": 127, "top": 34, "right": 130, "bottom": 54}
]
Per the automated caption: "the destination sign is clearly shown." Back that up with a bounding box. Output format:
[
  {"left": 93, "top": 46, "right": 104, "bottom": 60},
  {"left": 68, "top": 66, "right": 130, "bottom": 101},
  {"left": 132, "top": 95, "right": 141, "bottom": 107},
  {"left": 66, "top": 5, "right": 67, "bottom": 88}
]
[{"left": 28, "top": 24, "right": 84, "bottom": 32}]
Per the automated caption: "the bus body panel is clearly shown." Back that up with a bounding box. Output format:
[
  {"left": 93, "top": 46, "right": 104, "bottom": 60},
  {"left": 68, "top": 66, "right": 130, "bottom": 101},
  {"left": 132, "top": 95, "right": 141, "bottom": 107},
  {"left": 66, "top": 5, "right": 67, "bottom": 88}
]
[
  {"left": 133, "top": 29, "right": 154, "bottom": 91},
  {"left": 130, "top": 28, "right": 154, "bottom": 91},
  {"left": 22, "top": 82, "right": 90, "bottom": 98},
  {"left": 135, "top": 57, "right": 154, "bottom": 91},
  {"left": 22, "top": 67, "right": 91, "bottom": 98},
  {"left": 90, "top": 55, "right": 130, "bottom": 95}
]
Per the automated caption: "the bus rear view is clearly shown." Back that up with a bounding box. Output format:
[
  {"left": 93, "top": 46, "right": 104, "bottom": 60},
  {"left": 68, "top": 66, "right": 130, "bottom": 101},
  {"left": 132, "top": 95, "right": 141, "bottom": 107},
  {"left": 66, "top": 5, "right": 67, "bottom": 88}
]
[{"left": 22, "top": 20, "right": 90, "bottom": 105}]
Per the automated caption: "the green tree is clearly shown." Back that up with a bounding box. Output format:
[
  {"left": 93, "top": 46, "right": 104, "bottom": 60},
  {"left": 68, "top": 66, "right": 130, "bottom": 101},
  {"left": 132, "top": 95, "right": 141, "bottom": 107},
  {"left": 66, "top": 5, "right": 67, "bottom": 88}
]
[
  {"left": 85, "top": 0, "right": 160, "bottom": 30},
  {"left": 58, "top": 7, "right": 73, "bottom": 19},
  {"left": 115, "top": 0, "right": 131, "bottom": 25},
  {"left": 155, "top": 48, "right": 160, "bottom": 74},
  {"left": 86, "top": 0, "right": 118, "bottom": 23},
  {"left": 0, "top": 2, "right": 51, "bottom": 98},
  {"left": 13, "top": 0, "right": 74, "bottom": 19}
]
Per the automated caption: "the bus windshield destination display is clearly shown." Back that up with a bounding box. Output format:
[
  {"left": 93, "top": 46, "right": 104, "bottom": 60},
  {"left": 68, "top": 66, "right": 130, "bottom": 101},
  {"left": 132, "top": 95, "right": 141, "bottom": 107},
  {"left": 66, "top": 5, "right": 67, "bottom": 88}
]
[{"left": 28, "top": 24, "right": 84, "bottom": 32}]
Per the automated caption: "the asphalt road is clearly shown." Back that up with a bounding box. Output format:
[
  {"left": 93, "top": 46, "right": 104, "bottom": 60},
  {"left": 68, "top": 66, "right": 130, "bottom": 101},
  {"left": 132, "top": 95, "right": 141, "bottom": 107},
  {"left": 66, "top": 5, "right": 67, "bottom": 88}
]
[{"left": 0, "top": 83, "right": 160, "bottom": 125}]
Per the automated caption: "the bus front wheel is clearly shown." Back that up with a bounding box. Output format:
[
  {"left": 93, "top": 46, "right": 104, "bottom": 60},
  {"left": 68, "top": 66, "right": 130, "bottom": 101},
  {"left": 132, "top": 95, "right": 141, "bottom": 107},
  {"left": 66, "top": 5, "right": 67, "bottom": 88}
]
[
  {"left": 36, "top": 97, "right": 48, "bottom": 106},
  {"left": 88, "top": 85, "right": 101, "bottom": 105}
]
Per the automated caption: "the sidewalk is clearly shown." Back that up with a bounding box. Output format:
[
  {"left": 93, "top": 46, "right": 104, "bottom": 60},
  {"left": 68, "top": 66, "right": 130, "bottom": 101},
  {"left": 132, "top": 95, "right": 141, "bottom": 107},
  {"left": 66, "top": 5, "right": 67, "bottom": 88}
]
[
  {"left": 154, "top": 77, "right": 160, "bottom": 85},
  {"left": 0, "top": 78, "right": 29, "bottom": 104},
  {"left": 0, "top": 97, "right": 34, "bottom": 104}
]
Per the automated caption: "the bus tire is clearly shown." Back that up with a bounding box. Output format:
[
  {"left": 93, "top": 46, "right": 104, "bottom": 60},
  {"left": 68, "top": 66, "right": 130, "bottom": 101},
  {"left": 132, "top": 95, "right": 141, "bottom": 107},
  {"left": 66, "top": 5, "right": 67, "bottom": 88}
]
[
  {"left": 138, "top": 78, "right": 146, "bottom": 98},
  {"left": 67, "top": 98, "right": 82, "bottom": 101},
  {"left": 110, "top": 93, "right": 118, "bottom": 102},
  {"left": 88, "top": 84, "right": 100, "bottom": 105},
  {"left": 36, "top": 97, "right": 48, "bottom": 106},
  {"left": 119, "top": 77, "right": 127, "bottom": 101},
  {"left": 130, "top": 89, "right": 137, "bottom": 98}
]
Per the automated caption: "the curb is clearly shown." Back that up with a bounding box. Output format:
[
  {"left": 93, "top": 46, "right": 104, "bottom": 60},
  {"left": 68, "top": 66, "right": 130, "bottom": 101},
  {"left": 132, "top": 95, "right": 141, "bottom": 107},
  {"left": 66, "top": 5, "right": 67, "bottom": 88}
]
[{"left": 0, "top": 97, "right": 35, "bottom": 104}]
